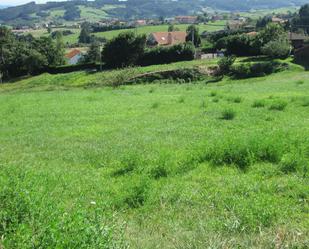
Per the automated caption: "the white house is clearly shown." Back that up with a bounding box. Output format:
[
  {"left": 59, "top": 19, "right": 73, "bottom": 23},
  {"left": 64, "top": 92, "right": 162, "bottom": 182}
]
[{"left": 65, "top": 49, "right": 83, "bottom": 65}]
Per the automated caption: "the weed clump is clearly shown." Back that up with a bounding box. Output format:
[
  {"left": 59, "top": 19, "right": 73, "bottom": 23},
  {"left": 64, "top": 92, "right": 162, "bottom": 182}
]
[
  {"left": 178, "top": 96, "right": 185, "bottom": 103},
  {"left": 252, "top": 99, "right": 265, "bottom": 108},
  {"left": 202, "top": 135, "right": 285, "bottom": 170},
  {"left": 209, "top": 91, "right": 217, "bottom": 97},
  {"left": 151, "top": 102, "right": 159, "bottom": 109},
  {"left": 122, "top": 179, "right": 149, "bottom": 208},
  {"left": 279, "top": 153, "right": 306, "bottom": 174},
  {"left": 221, "top": 109, "right": 236, "bottom": 120},
  {"left": 269, "top": 100, "right": 288, "bottom": 111},
  {"left": 150, "top": 165, "right": 168, "bottom": 179},
  {"left": 296, "top": 80, "right": 304, "bottom": 85},
  {"left": 301, "top": 97, "right": 309, "bottom": 107}
]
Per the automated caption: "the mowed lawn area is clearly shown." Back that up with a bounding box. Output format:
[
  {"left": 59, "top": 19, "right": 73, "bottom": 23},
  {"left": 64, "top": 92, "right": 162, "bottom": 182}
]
[{"left": 0, "top": 63, "right": 308, "bottom": 248}]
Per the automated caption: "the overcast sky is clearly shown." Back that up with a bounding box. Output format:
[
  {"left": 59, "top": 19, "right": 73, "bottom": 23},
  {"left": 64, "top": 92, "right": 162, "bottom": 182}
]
[{"left": 0, "top": 0, "right": 65, "bottom": 6}]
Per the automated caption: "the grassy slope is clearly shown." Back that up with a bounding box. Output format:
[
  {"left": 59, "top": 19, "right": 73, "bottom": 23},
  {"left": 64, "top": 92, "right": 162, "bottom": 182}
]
[{"left": 0, "top": 61, "right": 308, "bottom": 248}]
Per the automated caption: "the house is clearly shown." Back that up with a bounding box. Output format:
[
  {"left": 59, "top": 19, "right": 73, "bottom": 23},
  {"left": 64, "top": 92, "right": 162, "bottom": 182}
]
[
  {"left": 65, "top": 49, "right": 83, "bottom": 65},
  {"left": 147, "top": 31, "right": 187, "bottom": 46},
  {"left": 227, "top": 20, "right": 245, "bottom": 30},
  {"left": 294, "top": 45, "right": 309, "bottom": 62},
  {"left": 288, "top": 32, "right": 308, "bottom": 50},
  {"left": 247, "top": 31, "right": 258, "bottom": 36},
  {"left": 272, "top": 17, "right": 286, "bottom": 24},
  {"left": 135, "top": 20, "right": 147, "bottom": 26},
  {"left": 175, "top": 16, "right": 197, "bottom": 24}
]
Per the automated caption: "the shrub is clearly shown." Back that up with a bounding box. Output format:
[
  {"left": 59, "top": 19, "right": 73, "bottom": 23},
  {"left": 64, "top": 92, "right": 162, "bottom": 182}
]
[
  {"left": 261, "top": 38, "right": 291, "bottom": 59},
  {"left": 269, "top": 100, "right": 288, "bottom": 111},
  {"left": 252, "top": 99, "right": 266, "bottom": 108},
  {"left": 221, "top": 109, "right": 236, "bottom": 120},
  {"left": 231, "top": 63, "right": 251, "bottom": 78},
  {"left": 218, "top": 56, "right": 236, "bottom": 74},
  {"left": 139, "top": 43, "right": 195, "bottom": 66},
  {"left": 231, "top": 62, "right": 280, "bottom": 79},
  {"left": 102, "top": 31, "right": 146, "bottom": 68}
]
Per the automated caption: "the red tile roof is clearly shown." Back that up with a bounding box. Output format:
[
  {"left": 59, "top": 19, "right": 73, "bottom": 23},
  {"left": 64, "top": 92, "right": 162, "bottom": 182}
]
[
  {"left": 65, "top": 49, "right": 82, "bottom": 59},
  {"left": 151, "top": 31, "right": 187, "bottom": 46}
]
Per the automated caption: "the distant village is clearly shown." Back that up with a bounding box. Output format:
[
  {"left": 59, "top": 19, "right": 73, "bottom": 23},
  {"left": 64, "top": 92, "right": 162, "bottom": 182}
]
[{"left": 9, "top": 12, "right": 309, "bottom": 65}]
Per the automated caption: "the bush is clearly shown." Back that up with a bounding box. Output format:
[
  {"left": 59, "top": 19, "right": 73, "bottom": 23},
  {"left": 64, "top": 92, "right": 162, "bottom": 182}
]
[
  {"left": 231, "top": 63, "right": 251, "bottom": 78},
  {"left": 102, "top": 32, "right": 146, "bottom": 68},
  {"left": 261, "top": 39, "right": 291, "bottom": 59},
  {"left": 139, "top": 42, "right": 195, "bottom": 66},
  {"left": 218, "top": 56, "right": 236, "bottom": 74},
  {"left": 231, "top": 62, "right": 286, "bottom": 79}
]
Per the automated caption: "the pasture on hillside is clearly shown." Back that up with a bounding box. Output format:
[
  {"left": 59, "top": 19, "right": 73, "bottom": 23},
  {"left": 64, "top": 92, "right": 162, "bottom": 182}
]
[
  {"left": 0, "top": 60, "right": 308, "bottom": 248},
  {"left": 27, "top": 21, "right": 226, "bottom": 45}
]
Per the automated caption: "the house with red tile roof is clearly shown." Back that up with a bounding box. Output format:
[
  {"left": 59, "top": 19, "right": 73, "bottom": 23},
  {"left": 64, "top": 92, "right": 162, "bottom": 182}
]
[
  {"left": 65, "top": 49, "right": 83, "bottom": 65},
  {"left": 147, "top": 31, "right": 187, "bottom": 46}
]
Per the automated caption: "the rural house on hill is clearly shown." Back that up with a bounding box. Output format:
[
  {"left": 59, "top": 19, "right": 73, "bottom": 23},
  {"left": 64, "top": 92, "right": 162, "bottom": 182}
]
[
  {"left": 147, "top": 31, "right": 187, "bottom": 46},
  {"left": 65, "top": 49, "right": 83, "bottom": 65}
]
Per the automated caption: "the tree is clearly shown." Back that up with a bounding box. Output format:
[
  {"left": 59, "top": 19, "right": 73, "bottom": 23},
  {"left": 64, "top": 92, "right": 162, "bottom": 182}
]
[
  {"left": 256, "top": 15, "right": 272, "bottom": 29},
  {"left": 258, "top": 23, "right": 285, "bottom": 44},
  {"left": 63, "top": 5, "right": 81, "bottom": 21},
  {"left": 82, "top": 41, "right": 101, "bottom": 63},
  {"left": 218, "top": 56, "right": 236, "bottom": 74},
  {"left": 102, "top": 32, "right": 146, "bottom": 68},
  {"left": 299, "top": 4, "right": 309, "bottom": 32},
  {"left": 79, "top": 23, "right": 92, "bottom": 44},
  {"left": 186, "top": 25, "right": 201, "bottom": 47},
  {"left": 25, "top": 49, "right": 48, "bottom": 74},
  {"left": 168, "top": 25, "right": 179, "bottom": 32}
]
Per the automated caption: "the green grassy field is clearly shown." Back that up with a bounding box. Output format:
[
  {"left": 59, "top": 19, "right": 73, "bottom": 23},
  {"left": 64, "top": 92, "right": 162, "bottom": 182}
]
[
  {"left": 95, "top": 21, "right": 226, "bottom": 40},
  {"left": 27, "top": 21, "right": 226, "bottom": 45},
  {"left": 0, "top": 60, "right": 308, "bottom": 248}
]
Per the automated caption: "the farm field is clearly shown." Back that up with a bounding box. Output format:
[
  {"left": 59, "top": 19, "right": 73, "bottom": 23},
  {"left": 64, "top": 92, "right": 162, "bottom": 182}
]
[
  {"left": 94, "top": 21, "right": 226, "bottom": 40},
  {"left": 0, "top": 60, "right": 309, "bottom": 248},
  {"left": 26, "top": 21, "right": 226, "bottom": 45}
]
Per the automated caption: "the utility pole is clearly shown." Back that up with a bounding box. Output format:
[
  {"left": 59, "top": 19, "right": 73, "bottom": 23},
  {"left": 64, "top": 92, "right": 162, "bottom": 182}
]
[{"left": 100, "top": 43, "right": 103, "bottom": 72}]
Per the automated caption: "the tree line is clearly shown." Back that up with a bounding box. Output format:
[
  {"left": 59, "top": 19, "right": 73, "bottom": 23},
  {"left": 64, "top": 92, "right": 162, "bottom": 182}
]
[{"left": 0, "top": 27, "right": 65, "bottom": 82}]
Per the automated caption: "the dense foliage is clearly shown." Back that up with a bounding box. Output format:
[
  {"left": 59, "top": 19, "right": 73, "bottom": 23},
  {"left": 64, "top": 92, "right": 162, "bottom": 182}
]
[
  {"left": 102, "top": 32, "right": 146, "bottom": 68},
  {"left": 215, "top": 23, "right": 290, "bottom": 58},
  {"left": 139, "top": 43, "right": 195, "bottom": 66},
  {"left": 0, "top": 27, "right": 65, "bottom": 81}
]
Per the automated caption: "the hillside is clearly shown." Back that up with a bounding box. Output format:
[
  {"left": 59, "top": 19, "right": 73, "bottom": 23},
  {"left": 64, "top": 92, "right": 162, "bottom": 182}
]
[
  {"left": 0, "top": 0, "right": 307, "bottom": 24},
  {"left": 0, "top": 59, "right": 308, "bottom": 248}
]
